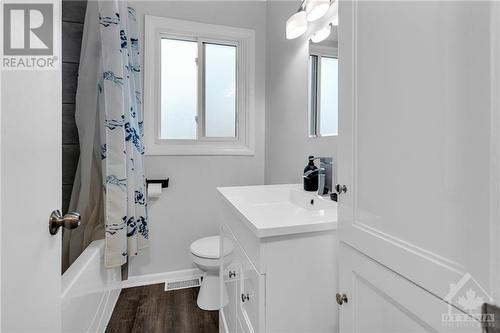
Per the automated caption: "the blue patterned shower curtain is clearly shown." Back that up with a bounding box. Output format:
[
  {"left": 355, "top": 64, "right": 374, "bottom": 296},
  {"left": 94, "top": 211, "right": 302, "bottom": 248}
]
[{"left": 71, "top": 0, "right": 148, "bottom": 268}]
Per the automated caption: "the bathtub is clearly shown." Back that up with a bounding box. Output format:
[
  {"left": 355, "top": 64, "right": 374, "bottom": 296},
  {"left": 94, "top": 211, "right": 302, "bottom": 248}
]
[{"left": 62, "top": 240, "right": 122, "bottom": 333}]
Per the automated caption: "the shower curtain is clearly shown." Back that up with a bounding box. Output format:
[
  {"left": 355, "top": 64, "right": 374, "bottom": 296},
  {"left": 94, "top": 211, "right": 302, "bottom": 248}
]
[{"left": 65, "top": 0, "right": 148, "bottom": 268}]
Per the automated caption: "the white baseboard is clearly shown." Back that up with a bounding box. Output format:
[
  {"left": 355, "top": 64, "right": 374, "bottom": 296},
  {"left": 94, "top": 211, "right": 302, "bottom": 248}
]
[{"left": 123, "top": 268, "right": 203, "bottom": 289}]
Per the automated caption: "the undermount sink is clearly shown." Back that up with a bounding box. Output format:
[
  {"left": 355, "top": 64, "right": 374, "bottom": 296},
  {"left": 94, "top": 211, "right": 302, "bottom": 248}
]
[{"left": 217, "top": 184, "right": 338, "bottom": 238}]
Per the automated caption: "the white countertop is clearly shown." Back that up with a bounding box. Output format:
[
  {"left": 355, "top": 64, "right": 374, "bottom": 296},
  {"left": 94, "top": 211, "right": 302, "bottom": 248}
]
[{"left": 217, "top": 184, "right": 338, "bottom": 238}]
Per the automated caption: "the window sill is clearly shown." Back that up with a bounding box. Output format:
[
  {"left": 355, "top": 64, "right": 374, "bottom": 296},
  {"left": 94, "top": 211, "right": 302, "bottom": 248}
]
[{"left": 145, "top": 142, "right": 255, "bottom": 156}]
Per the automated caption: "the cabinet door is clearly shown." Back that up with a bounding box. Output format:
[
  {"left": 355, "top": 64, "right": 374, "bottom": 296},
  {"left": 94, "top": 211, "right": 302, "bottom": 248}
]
[
  {"left": 339, "top": 244, "right": 481, "bottom": 333},
  {"left": 238, "top": 259, "right": 265, "bottom": 333},
  {"left": 220, "top": 224, "right": 265, "bottom": 333},
  {"left": 221, "top": 226, "right": 242, "bottom": 333},
  {"left": 221, "top": 262, "right": 242, "bottom": 333},
  {"left": 338, "top": 0, "right": 492, "bottom": 319}
]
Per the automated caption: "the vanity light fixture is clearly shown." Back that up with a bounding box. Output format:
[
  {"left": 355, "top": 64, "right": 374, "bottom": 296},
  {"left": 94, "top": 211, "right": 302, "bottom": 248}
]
[
  {"left": 286, "top": 0, "right": 338, "bottom": 40},
  {"left": 286, "top": 8, "right": 308, "bottom": 39},
  {"left": 310, "top": 24, "right": 332, "bottom": 43},
  {"left": 306, "top": 0, "right": 331, "bottom": 22}
]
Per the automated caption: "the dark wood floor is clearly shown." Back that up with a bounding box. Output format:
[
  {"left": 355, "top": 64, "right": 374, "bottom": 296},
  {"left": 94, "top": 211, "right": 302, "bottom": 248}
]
[{"left": 106, "top": 284, "right": 219, "bottom": 333}]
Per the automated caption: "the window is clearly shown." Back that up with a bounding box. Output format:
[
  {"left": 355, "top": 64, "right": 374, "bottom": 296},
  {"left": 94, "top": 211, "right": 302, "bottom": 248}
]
[
  {"left": 309, "top": 46, "right": 338, "bottom": 137},
  {"left": 160, "top": 39, "right": 237, "bottom": 140},
  {"left": 144, "top": 16, "right": 255, "bottom": 155}
]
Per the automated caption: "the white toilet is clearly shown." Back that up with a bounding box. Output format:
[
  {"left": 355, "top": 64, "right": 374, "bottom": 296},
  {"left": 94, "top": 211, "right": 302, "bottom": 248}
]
[{"left": 190, "top": 236, "right": 234, "bottom": 311}]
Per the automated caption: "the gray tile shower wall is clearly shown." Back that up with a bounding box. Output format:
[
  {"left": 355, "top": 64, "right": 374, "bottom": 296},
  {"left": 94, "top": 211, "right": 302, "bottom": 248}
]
[{"left": 62, "top": 1, "right": 86, "bottom": 214}]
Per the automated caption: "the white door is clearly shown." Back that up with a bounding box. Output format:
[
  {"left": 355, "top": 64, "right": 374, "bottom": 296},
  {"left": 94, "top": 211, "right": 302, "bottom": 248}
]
[
  {"left": 0, "top": 2, "right": 64, "bottom": 331},
  {"left": 337, "top": 0, "right": 492, "bottom": 330}
]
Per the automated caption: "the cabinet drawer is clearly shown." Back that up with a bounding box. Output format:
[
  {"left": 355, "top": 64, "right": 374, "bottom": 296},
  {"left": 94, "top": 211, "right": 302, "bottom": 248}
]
[{"left": 220, "top": 199, "right": 264, "bottom": 272}]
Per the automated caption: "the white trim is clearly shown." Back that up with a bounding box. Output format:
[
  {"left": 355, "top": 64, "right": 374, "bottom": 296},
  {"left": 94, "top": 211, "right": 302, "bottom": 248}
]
[
  {"left": 122, "top": 268, "right": 203, "bottom": 289},
  {"left": 144, "top": 16, "right": 256, "bottom": 156}
]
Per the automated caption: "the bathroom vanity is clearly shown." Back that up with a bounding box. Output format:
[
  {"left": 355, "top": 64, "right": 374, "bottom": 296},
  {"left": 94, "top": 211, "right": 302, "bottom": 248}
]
[{"left": 217, "top": 184, "right": 338, "bottom": 333}]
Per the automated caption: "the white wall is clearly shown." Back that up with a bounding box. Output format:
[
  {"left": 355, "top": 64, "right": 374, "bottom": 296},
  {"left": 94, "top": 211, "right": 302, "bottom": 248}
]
[
  {"left": 265, "top": 1, "right": 337, "bottom": 184},
  {"left": 128, "top": 1, "right": 267, "bottom": 277},
  {"left": 128, "top": 1, "right": 339, "bottom": 277}
]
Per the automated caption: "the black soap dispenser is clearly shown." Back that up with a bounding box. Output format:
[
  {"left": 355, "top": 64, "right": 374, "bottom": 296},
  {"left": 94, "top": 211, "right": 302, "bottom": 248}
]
[{"left": 303, "top": 156, "right": 319, "bottom": 192}]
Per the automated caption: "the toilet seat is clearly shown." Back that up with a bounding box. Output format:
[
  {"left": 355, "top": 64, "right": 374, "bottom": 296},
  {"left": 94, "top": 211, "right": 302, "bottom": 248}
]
[{"left": 190, "top": 236, "right": 233, "bottom": 259}]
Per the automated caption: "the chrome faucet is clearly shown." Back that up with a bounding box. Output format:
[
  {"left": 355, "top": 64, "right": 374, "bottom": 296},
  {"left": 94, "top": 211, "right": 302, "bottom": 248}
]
[{"left": 314, "top": 157, "right": 333, "bottom": 196}]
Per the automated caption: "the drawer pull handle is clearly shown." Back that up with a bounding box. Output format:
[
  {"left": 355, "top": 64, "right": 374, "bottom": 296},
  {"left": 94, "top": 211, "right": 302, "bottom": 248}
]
[
  {"left": 229, "top": 270, "right": 237, "bottom": 278},
  {"left": 241, "top": 293, "right": 250, "bottom": 302},
  {"left": 336, "top": 293, "right": 348, "bottom": 305}
]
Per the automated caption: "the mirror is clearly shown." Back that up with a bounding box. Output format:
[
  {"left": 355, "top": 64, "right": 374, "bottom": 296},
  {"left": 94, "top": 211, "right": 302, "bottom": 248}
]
[{"left": 308, "top": 27, "right": 339, "bottom": 137}]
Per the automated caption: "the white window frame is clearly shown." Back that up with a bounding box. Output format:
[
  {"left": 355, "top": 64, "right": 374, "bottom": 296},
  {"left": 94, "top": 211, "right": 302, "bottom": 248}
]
[
  {"left": 144, "top": 16, "right": 255, "bottom": 155},
  {"left": 309, "top": 44, "right": 338, "bottom": 138}
]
